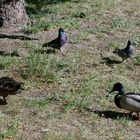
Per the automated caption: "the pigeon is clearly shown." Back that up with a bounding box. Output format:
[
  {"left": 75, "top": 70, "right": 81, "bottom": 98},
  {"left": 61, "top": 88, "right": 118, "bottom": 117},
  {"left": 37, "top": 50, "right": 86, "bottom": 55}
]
[
  {"left": 0, "top": 16, "right": 5, "bottom": 27},
  {"left": 42, "top": 28, "right": 67, "bottom": 55},
  {"left": 113, "top": 40, "right": 133, "bottom": 61}
]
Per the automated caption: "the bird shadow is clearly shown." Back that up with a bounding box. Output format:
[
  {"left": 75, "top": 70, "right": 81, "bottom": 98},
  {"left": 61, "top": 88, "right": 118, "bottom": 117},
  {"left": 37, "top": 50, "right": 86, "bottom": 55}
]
[
  {"left": 83, "top": 107, "right": 135, "bottom": 120},
  {"left": 0, "top": 99, "right": 7, "bottom": 105},
  {"left": 0, "top": 34, "right": 38, "bottom": 40},
  {"left": 34, "top": 49, "right": 56, "bottom": 54},
  {"left": 101, "top": 57, "right": 122, "bottom": 65},
  {"left": 93, "top": 110, "right": 131, "bottom": 120}
]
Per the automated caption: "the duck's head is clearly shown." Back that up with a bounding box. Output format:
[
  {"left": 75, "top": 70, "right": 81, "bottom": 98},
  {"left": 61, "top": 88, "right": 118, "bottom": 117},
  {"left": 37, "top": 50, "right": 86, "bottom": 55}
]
[{"left": 110, "top": 83, "right": 125, "bottom": 95}]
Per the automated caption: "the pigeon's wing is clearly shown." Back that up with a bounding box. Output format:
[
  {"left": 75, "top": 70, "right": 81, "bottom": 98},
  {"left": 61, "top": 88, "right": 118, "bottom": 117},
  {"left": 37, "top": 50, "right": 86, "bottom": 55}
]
[{"left": 42, "top": 38, "right": 59, "bottom": 49}]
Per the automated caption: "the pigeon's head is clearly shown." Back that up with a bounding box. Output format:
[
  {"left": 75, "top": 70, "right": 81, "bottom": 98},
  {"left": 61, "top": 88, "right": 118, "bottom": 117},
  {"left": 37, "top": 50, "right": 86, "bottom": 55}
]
[
  {"left": 58, "top": 28, "right": 67, "bottom": 43},
  {"left": 110, "top": 83, "right": 125, "bottom": 95},
  {"left": 127, "top": 40, "right": 133, "bottom": 56},
  {"left": 58, "top": 28, "right": 65, "bottom": 36},
  {"left": 59, "top": 28, "right": 64, "bottom": 33},
  {"left": 127, "top": 40, "right": 132, "bottom": 46},
  {"left": 0, "top": 16, "right": 5, "bottom": 27},
  {"left": 0, "top": 16, "right": 5, "bottom": 22}
]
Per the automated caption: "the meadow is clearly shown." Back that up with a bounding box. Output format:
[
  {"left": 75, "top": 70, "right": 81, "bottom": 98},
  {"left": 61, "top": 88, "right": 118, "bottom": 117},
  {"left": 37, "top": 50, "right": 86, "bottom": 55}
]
[{"left": 0, "top": 0, "right": 140, "bottom": 139}]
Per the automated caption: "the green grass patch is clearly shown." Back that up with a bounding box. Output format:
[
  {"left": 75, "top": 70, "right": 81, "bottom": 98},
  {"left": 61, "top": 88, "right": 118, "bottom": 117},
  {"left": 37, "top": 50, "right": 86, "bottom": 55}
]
[{"left": 22, "top": 98, "right": 49, "bottom": 108}]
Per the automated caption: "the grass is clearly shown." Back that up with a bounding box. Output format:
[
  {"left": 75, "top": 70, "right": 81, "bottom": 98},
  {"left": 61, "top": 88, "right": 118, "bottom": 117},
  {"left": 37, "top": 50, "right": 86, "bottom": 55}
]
[
  {"left": 0, "top": 55, "right": 20, "bottom": 69},
  {"left": 0, "top": 0, "right": 140, "bottom": 139}
]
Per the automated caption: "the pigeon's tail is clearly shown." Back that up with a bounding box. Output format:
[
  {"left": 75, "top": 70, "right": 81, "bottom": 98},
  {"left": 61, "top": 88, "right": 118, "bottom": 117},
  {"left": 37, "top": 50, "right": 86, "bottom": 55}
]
[
  {"left": 113, "top": 48, "right": 119, "bottom": 54},
  {"left": 42, "top": 43, "right": 49, "bottom": 47},
  {"left": 42, "top": 40, "right": 53, "bottom": 47}
]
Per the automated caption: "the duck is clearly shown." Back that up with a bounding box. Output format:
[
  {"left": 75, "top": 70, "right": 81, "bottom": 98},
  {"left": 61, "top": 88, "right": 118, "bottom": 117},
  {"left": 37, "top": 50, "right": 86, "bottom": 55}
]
[
  {"left": 110, "top": 83, "right": 140, "bottom": 119},
  {"left": 0, "top": 76, "right": 24, "bottom": 102},
  {"left": 113, "top": 40, "right": 133, "bottom": 61},
  {"left": 42, "top": 28, "right": 68, "bottom": 55}
]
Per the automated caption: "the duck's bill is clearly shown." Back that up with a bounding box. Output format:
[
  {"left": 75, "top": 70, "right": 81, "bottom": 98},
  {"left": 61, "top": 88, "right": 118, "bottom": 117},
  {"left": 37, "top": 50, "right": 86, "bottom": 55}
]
[
  {"left": 16, "top": 87, "right": 24, "bottom": 94},
  {"left": 109, "top": 89, "right": 114, "bottom": 93}
]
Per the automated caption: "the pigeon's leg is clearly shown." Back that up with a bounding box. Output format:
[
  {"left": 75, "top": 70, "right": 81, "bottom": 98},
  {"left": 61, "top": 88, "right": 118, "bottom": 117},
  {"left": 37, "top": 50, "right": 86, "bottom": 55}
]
[
  {"left": 3, "top": 96, "right": 7, "bottom": 103},
  {"left": 65, "top": 47, "right": 72, "bottom": 56},
  {"left": 60, "top": 47, "right": 65, "bottom": 56},
  {"left": 136, "top": 112, "right": 139, "bottom": 120},
  {"left": 129, "top": 112, "right": 133, "bottom": 117},
  {"left": 122, "top": 58, "right": 125, "bottom": 63}
]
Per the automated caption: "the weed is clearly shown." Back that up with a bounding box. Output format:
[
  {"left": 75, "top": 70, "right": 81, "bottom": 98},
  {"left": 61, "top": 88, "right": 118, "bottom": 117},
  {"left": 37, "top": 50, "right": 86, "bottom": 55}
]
[
  {"left": 111, "top": 17, "right": 135, "bottom": 31},
  {"left": 22, "top": 98, "right": 49, "bottom": 108}
]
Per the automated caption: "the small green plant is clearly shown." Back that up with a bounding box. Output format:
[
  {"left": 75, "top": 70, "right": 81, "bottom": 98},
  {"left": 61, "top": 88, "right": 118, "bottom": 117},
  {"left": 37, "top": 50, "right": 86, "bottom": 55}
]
[
  {"left": 22, "top": 19, "right": 52, "bottom": 34},
  {"left": 0, "top": 55, "right": 20, "bottom": 69},
  {"left": 22, "top": 98, "right": 49, "bottom": 108},
  {"left": 62, "top": 75, "right": 96, "bottom": 112},
  {"left": 22, "top": 51, "right": 57, "bottom": 82},
  {"left": 111, "top": 18, "right": 135, "bottom": 31},
  {"left": 0, "top": 117, "right": 20, "bottom": 139}
]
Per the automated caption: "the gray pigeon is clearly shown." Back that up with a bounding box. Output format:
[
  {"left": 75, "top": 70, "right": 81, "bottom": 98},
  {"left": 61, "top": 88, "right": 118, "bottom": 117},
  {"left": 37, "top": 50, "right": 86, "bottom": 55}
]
[
  {"left": 113, "top": 40, "right": 133, "bottom": 61},
  {"left": 42, "top": 28, "right": 67, "bottom": 55},
  {"left": 0, "top": 16, "right": 5, "bottom": 27}
]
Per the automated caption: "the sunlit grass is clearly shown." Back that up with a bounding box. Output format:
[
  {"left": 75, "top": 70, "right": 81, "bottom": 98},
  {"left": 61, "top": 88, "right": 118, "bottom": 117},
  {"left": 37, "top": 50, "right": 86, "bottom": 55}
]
[{"left": 0, "top": 0, "right": 140, "bottom": 139}]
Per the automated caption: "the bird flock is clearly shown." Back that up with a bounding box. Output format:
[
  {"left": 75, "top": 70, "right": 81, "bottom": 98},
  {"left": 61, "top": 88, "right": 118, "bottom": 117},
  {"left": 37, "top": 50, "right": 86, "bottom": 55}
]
[{"left": 0, "top": 27, "right": 139, "bottom": 119}]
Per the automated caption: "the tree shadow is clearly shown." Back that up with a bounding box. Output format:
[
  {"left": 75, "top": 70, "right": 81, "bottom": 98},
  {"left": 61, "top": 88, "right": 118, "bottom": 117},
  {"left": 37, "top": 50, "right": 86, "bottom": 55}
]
[
  {"left": 0, "top": 50, "right": 19, "bottom": 57},
  {"left": 25, "top": 0, "right": 79, "bottom": 14},
  {"left": 0, "top": 34, "right": 38, "bottom": 40},
  {"left": 26, "top": 0, "right": 75, "bottom": 5},
  {"left": 0, "top": 99, "right": 7, "bottom": 105}
]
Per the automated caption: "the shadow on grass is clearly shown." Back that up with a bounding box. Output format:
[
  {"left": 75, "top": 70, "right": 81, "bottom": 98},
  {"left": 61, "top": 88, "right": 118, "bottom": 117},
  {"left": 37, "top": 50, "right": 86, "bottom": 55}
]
[
  {"left": 0, "top": 99, "right": 7, "bottom": 105},
  {"left": 101, "top": 57, "right": 122, "bottom": 65},
  {"left": 94, "top": 110, "right": 130, "bottom": 119},
  {"left": 25, "top": 0, "right": 79, "bottom": 14},
  {"left": 0, "top": 34, "right": 38, "bottom": 40},
  {"left": 34, "top": 49, "right": 56, "bottom": 54},
  {"left": 83, "top": 107, "right": 135, "bottom": 120},
  {"left": 0, "top": 50, "right": 19, "bottom": 57},
  {"left": 26, "top": 0, "right": 74, "bottom": 5}
]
